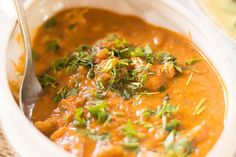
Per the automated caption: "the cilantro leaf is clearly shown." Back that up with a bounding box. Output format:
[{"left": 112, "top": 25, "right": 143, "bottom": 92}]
[
  {"left": 156, "top": 52, "right": 176, "bottom": 64},
  {"left": 164, "top": 131, "right": 195, "bottom": 157},
  {"left": 142, "top": 108, "right": 156, "bottom": 117},
  {"left": 131, "top": 45, "right": 154, "bottom": 63},
  {"left": 165, "top": 119, "right": 180, "bottom": 132},
  {"left": 157, "top": 97, "right": 178, "bottom": 117},
  {"left": 157, "top": 52, "right": 183, "bottom": 73},
  {"left": 122, "top": 120, "right": 144, "bottom": 138},
  {"left": 39, "top": 74, "right": 56, "bottom": 88},
  {"left": 51, "top": 86, "right": 67, "bottom": 103},
  {"left": 82, "top": 129, "right": 110, "bottom": 141},
  {"left": 73, "top": 107, "right": 86, "bottom": 127},
  {"left": 86, "top": 100, "right": 109, "bottom": 123}
]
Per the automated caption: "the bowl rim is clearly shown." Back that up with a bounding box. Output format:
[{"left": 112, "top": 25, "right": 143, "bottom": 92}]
[{"left": 0, "top": 0, "right": 236, "bottom": 157}]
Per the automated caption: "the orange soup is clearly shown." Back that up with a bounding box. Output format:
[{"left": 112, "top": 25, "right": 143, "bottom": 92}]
[{"left": 31, "top": 8, "right": 225, "bottom": 157}]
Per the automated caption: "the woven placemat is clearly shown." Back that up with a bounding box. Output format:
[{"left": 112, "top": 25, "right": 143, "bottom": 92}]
[{"left": 0, "top": 126, "right": 17, "bottom": 157}]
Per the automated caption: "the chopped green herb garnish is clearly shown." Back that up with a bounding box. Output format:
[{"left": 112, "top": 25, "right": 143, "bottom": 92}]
[
  {"left": 50, "top": 57, "right": 69, "bottom": 72},
  {"left": 86, "top": 100, "right": 109, "bottom": 123},
  {"left": 95, "top": 79, "right": 107, "bottom": 99},
  {"left": 123, "top": 90, "right": 131, "bottom": 100},
  {"left": 66, "top": 88, "right": 77, "bottom": 96},
  {"left": 73, "top": 107, "right": 86, "bottom": 127},
  {"left": 103, "top": 115, "right": 112, "bottom": 127},
  {"left": 110, "top": 34, "right": 130, "bottom": 48},
  {"left": 122, "top": 137, "right": 140, "bottom": 150},
  {"left": 133, "top": 91, "right": 160, "bottom": 106},
  {"left": 51, "top": 81, "right": 79, "bottom": 103},
  {"left": 138, "top": 96, "right": 179, "bottom": 130},
  {"left": 39, "top": 74, "right": 56, "bottom": 88},
  {"left": 143, "top": 91, "right": 160, "bottom": 95},
  {"left": 164, "top": 131, "right": 195, "bottom": 156},
  {"left": 186, "top": 72, "right": 194, "bottom": 85},
  {"left": 137, "top": 120, "right": 154, "bottom": 129},
  {"left": 157, "top": 100, "right": 178, "bottom": 117},
  {"left": 122, "top": 120, "right": 144, "bottom": 138},
  {"left": 164, "top": 130, "right": 176, "bottom": 148},
  {"left": 139, "top": 73, "right": 148, "bottom": 85},
  {"left": 83, "top": 129, "right": 110, "bottom": 141},
  {"left": 185, "top": 58, "right": 201, "bottom": 65},
  {"left": 131, "top": 47, "right": 145, "bottom": 57},
  {"left": 87, "top": 66, "right": 95, "bottom": 79},
  {"left": 157, "top": 52, "right": 183, "bottom": 73},
  {"left": 142, "top": 108, "right": 156, "bottom": 117},
  {"left": 117, "top": 59, "right": 131, "bottom": 67},
  {"left": 175, "top": 65, "right": 183, "bottom": 73},
  {"left": 47, "top": 40, "right": 60, "bottom": 52},
  {"left": 48, "top": 46, "right": 94, "bottom": 74},
  {"left": 193, "top": 98, "right": 206, "bottom": 115},
  {"left": 40, "top": 35, "right": 182, "bottom": 102},
  {"left": 51, "top": 86, "right": 67, "bottom": 103},
  {"left": 66, "top": 86, "right": 79, "bottom": 97},
  {"left": 162, "top": 114, "right": 167, "bottom": 130},
  {"left": 122, "top": 120, "right": 143, "bottom": 151},
  {"left": 127, "top": 82, "right": 142, "bottom": 90},
  {"left": 103, "top": 59, "right": 116, "bottom": 72},
  {"left": 156, "top": 52, "right": 176, "bottom": 64},
  {"left": 165, "top": 119, "right": 180, "bottom": 132},
  {"left": 131, "top": 45, "right": 154, "bottom": 63},
  {"left": 175, "top": 138, "right": 195, "bottom": 156},
  {"left": 88, "top": 132, "right": 110, "bottom": 141},
  {"left": 68, "top": 48, "right": 93, "bottom": 69},
  {"left": 109, "top": 67, "right": 117, "bottom": 86},
  {"left": 143, "top": 45, "right": 154, "bottom": 63},
  {"left": 96, "top": 79, "right": 105, "bottom": 90}
]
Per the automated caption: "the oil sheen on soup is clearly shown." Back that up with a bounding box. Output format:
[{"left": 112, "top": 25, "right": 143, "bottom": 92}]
[{"left": 31, "top": 8, "right": 225, "bottom": 157}]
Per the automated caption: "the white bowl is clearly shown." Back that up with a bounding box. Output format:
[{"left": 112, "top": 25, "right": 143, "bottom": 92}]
[{"left": 1, "top": 0, "right": 236, "bottom": 157}]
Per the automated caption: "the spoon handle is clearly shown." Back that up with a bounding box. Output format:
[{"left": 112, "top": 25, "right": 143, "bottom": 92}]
[
  {"left": 13, "top": 0, "right": 33, "bottom": 67},
  {"left": 13, "top": 0, "right": 42, "bottom": 119}
]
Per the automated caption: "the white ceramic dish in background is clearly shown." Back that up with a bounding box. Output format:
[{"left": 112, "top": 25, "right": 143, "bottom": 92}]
[
  {"left": 1, "top": 0, "right": 236, "bottom": 157},
  {"left": 189, "top": 0, "right": 236, "bottom": 45}
]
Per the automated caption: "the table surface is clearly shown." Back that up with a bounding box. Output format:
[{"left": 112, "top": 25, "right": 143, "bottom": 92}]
[{"left": 0, "top": 125, "right": 16, "bottom": 157}]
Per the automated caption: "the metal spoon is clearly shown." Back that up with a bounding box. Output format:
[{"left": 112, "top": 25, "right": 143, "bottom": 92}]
[{"left": 13, "top": 0, "right": 43, "bottom": 120}]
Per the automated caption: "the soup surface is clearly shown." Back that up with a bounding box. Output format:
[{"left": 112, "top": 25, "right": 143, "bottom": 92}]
[{"left": 31, "top": 8, "right": 225, "bottom": 157}]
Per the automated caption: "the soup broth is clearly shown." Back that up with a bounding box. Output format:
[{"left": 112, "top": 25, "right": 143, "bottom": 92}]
[{"left": 31, "top": 8, "right": 225, "bottom": 157}]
